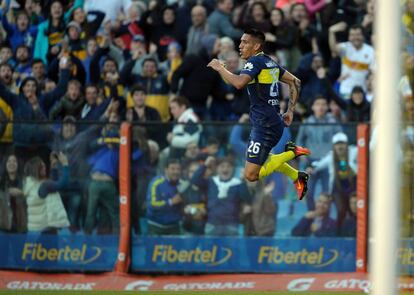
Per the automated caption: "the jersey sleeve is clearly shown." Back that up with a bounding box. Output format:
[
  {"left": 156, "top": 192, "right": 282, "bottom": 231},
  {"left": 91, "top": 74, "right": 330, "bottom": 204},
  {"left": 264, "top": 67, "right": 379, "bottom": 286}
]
[
  {"left": 240, "top": 56, "right": 262, "bottom": 79},
  {"left": 278, "top": 64, "right": 286, "bottom": 78}
]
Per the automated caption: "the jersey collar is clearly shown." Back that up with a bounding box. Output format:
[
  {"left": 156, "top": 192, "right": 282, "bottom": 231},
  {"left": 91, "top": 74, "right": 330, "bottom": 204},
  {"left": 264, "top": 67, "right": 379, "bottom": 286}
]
[{"left": 255, "top": 51, "right": 264, "bottom": 56}]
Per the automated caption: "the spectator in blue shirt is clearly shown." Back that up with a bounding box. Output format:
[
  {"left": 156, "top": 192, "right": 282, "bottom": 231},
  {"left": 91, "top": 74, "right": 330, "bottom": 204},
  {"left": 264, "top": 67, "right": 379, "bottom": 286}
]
[
  {"left": 291, "top": 192, "right": 337, "bottom": 237},
  {"left": 146, "top": 159, "right": 183, "bottom": 236},
  {"left": 192, "top": 156, "right": 252, "bottom": 236}
]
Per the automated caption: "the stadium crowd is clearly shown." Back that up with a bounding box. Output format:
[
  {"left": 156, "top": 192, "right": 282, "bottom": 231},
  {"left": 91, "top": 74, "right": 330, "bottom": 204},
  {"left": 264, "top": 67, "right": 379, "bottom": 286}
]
[{"left": 0, "top": 0, "right": 412, "bottom": 238}]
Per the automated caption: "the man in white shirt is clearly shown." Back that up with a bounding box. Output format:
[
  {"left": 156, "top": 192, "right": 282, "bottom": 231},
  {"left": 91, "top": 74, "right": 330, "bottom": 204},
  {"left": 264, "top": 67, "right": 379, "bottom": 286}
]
[{"left": 329, "top": 23, "right": 375, "bottom": 98}]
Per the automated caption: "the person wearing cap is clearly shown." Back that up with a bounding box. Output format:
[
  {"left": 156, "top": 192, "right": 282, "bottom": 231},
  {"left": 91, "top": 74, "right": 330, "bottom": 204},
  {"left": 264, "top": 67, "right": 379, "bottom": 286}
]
[
  {"left": 65, "top": 21, "right": 87, "bottom": 61},
  {"left": 308, "top": 132, "right": 357, "bottom": 232}
]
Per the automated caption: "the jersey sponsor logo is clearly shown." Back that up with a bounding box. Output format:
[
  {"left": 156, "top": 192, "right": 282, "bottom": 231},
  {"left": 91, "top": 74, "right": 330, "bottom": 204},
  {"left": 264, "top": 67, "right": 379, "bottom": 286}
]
[
  {"left": 265, "top": 62, "right": 276, "bottom": 67},
  {"left": 268, "top": 99, "right": 279, "bottom": 106},
  {"left": 243, "top": 62, "right": 254, "bottom": 71}
]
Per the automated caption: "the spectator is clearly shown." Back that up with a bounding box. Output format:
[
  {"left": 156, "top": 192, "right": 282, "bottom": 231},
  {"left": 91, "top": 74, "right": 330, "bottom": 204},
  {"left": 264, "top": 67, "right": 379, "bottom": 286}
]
[
  {"left": 69, "top": 7, "right": 105, "bottom": 41},
  {"left": 185, "top": 5, "right": 209, "bottom": 56},
  {"left": 246, "top": 180, "right": 277, "bottom": 236},
  {"left": 236, "top": 1, "right": 271, "bottom": 32},
  {"left": 83, "top": 0, "right": 133, "bottom": 22},
  {"left": 65, "top": 21, "right": 87, "bottom": 61},
  {"left": 291, "top": 192, "right": 336, "bottom": 237},
  {"left": 80, "top": 84, "right": 112, "bottom": 121},
  {"left": 0, "top": 57, "right": 70, "bottom": 149},
  {"left": 0, "top": 45, "right": 14, "bottom": 65},
  {"left": 264, "top": 8, "right": 298, "bottom": 70},
  {"left": 23, "top": 153, "right": 70, "bottom": 233},
  {"left": 309, "top": 132, "right": 357, "bottom": 230},
  {"left": 30, "top": 58, "right": 46, "bottom": 84},
  {"left": 294, "top": 53, "right": 328, "bottom": 109},
  {"left": 0, "top": 7, "right": 38, "bottom": 52},
  {"left": 289, "top": 3, "right": 316, "bottom": 64},
  {"left": 34, "top": 0, "right": 84, "bottom": 65},
  {"left": 360, "top": 0, "right": 374, "bottom": 43},
  {"left": 221, "top": 51, "right": 250, "bottom": 118},
  {"left": 110, "top": 4, "right": 145, "bottom": 52},
  {"left": 191, "top": 156, "right": 252, "bottom": 236},
  {"left": 122, "top": 57, "right": 170, "bottom": 121},
  {"left": 329, "top": 23, "right": 375, "bottom": 98},
  {"left": 340, "top": 192, "right": 356, "bottom": 237},
  {"left": 159, "top": 41, "right": 183, "bottom": 84},
  {"left": 125, "top": 84, "right": 161, "bottom": 122},
  {"left": 0, "top": 153, "right": 26, "bottom": 232},
  {"left": 49, "top": 79, "right": 85, "bottom": 120},
  {"left": 217, "top": 37, "right": 235, "bottom": 60},
  {"left": 14, "top": 45, "right": 32, "bottom": 80},
  {"left": 149, "top": 5, "right": 184, "bottom": 62},
  {"left": 146, "top": 159, "right": 183, "bottom": 236},
  {"left": 322, "top": 67, "right": 371, "bottom": 123},
  {"left": 295, "top": 95, "right": 342, "bottom": 209},
  {"left": 168, "top": 96, "right": 202, "bottom": 158},
  {"left": 50, "top": 116, "right": 88, "bottom": 232},
  {"left": 207, "top": 0, "right": 243, "bottom": 40},
  {"left": 171, "top": 34, "right": 225, "bottom": 119},
  {"left": 84, "top": 111, "right": 121, "bottom": 235},
  {"left": 181, "top": 161, "right": 206, "bottom": 235}
]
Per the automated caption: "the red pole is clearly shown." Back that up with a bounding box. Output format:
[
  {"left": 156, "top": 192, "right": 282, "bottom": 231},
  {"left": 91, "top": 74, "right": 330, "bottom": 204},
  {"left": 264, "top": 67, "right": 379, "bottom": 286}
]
[
  {"left": 114, "top": 122, "right": 132, "bottom": 274},
  {"left": 356, "top": 123, "right": 369, "bottom": 273}
]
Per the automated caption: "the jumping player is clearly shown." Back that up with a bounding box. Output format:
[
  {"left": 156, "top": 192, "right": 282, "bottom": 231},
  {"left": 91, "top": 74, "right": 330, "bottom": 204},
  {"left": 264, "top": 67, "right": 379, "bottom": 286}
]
[{"left": 207, "top": 29, "right": 310, "bottom": 200}]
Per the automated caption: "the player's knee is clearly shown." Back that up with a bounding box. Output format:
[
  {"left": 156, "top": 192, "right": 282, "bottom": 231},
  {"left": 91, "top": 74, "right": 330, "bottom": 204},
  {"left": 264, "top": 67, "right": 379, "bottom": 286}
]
[{"left": 244, "top": 170, "right": 259, "bottom": 182}]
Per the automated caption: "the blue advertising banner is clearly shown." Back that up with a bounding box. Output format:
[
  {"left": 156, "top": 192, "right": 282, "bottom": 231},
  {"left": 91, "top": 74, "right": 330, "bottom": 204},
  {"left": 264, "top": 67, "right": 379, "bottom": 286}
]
[
  {"left": 131, "top": 237, "right": 356, "bottom": 273},
  {"left": 0, "top": 233, "right": 118, "bottom": 271}
]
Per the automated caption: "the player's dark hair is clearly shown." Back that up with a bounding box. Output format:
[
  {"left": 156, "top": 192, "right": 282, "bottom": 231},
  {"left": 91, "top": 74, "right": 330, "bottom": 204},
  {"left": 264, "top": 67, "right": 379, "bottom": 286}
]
[
  {"left": 244, "top": 28, "right": 265, "bottom": 47},
  {"left": 312, "top": 94, "right": 328, "bottom": 103},
  {"left": 170, "top": 96, "right": 190, "bottom": 108}
]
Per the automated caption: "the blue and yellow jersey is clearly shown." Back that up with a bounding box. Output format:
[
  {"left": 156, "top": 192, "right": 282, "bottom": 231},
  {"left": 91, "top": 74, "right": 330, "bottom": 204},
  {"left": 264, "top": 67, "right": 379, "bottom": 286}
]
[{"left": 240, "top": 52, "right": 286, "bottom": 127}]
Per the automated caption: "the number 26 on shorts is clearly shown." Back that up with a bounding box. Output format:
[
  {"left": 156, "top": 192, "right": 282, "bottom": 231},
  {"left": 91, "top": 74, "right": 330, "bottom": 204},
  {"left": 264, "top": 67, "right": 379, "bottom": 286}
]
[{"left": 248, "top": 141, "right": 261, "bottom": 154}]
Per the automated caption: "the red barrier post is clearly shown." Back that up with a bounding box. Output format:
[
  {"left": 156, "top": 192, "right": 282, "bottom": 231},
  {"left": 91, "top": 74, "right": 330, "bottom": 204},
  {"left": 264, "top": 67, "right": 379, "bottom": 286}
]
[
  {"left": 114, "top": 122, "right": 132, "bottom": 274},
  {"left": 356, "top": 123, "right": 369, "bottom": 273}
]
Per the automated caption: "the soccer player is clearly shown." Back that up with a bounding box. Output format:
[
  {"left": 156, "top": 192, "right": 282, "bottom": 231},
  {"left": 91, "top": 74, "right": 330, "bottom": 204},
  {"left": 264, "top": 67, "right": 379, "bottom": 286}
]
[{"left": 207, "top": 29, "right": 310, "bottom": 200}]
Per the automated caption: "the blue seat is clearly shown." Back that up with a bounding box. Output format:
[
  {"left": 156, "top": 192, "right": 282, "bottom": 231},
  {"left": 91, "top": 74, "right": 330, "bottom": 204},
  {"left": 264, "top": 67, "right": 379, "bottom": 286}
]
[
  {"left": 293, "top": 200, "right": 308, "bottom": 218},
  {"left": 275, "top": 216, "right": 301, "bottom": 237},
  {"left": 277, "top": 199, "right": 292, "bottom": 218}
]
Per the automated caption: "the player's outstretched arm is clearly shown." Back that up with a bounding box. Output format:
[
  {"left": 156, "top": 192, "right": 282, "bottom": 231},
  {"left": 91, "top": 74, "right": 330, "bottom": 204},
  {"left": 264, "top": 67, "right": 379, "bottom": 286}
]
[
  {"left": 280, "top": 70, "right": 301, "bottom": 126},
  {"left": 207, "top": 59, "right": 252, "bottom": 89}
]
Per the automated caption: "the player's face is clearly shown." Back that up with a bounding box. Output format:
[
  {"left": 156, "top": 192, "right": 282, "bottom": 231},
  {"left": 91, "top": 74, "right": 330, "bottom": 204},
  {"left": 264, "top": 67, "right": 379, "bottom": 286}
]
[{"left": 239, "top": 34, "right": 260, "bottom": 60}]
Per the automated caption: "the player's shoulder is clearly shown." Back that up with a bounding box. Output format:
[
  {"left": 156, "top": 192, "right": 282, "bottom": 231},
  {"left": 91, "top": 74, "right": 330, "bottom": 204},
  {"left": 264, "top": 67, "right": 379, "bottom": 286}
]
[{"left": 245, "top": 53, "right": 279, "bottom": 69}]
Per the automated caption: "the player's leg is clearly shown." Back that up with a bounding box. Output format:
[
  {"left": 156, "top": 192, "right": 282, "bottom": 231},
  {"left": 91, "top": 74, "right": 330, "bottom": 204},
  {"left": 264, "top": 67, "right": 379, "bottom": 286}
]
[{"left": 277, "top": 162, "right": 309, "bottom": 200}]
